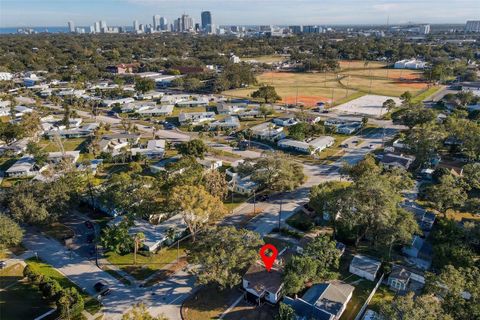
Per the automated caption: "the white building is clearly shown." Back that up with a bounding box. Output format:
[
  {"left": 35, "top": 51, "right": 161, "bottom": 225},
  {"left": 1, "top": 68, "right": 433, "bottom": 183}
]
[
  {"left": 47, "top": 151, "right": 81, "bottom": 164},
  {"left": 208, "top": 116, "right": 240, "bottom": 130},
  {"left": 102, "top": 97, "right": 135, "bottom": 107},
  {"left": 278, "top": 136, "right": 335, "bottom": 154},
  {"left": 394, "top": 59, "right": 427, "bottom": 70},
  {"left": 272, "top": 117, "right": 298, "bottom": 127},
  {"left": 178, "top": 112, "right": 215, "bottom": 125},
  {"left": 349, "top": 255, "right": 381, "bottom": 281},
  {"left": 0, "top": 72, "right": 13, "bottom": 81},
  {"left": 250, "top": 122, "right": 285, "bottom": 141},
  {"left": 5, "top": 156, "right": 46, "bottom": 177},
  {"left": 137, "top": 105, "right": 174, "bottom": 117},
  {"left": 131, "top": 139, "right": 166, "bottom": 159}
]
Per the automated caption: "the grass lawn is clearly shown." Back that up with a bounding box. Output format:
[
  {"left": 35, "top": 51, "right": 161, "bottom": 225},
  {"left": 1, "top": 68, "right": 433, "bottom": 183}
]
[
  {"left": 182, "top": 285, "right": 242, "bottom": 320},
  {"left": 339, "top": 276, "right": 375, "bottom": 320},
  {"left": 223, "top": 61, "right": 430, "bottom": 107},
  {"left": 224, "top": 192, "right": 251, "bottom": 212},
  {"left": 0, "top": 263, "right": 53, "bottom": 320},
  {"left": 240, "top": 55, "right": 287, "bottom": 64},
  {"left": 223, "top": 300, "right": 277, "bottom": 320},
  {"left": 411, "top": 86, "right": 442, "bottom": 104},
  {"left": 25, "top": 258, "right": 102, "bottom": 314},
  {"left": 39, "top": 137, "right": 88, "bottom": 152},
  {"left": 105, "top": 242, "right": 189, "bottom": 280},
  {"left": 368, "top": 285, "right": 396, "bottom": 312}
]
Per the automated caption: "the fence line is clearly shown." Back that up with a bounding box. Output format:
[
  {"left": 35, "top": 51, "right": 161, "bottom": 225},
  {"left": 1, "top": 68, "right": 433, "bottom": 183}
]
[{"left": 354, "top": 273, "right": 384, "bottom": 320}]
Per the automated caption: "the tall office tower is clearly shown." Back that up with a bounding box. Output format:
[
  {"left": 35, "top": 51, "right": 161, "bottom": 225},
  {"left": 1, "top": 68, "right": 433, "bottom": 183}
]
[
  {"left": 174, "top": 18, "right": 181, "bottom": 32},
  {"left": 153, "top": 15, "right": 161, "bottom": 30},
  {"left": 68, "top": 21, "right": 75, "bottom": 33},
  {"left": 466, "top": 20, "right": 480, "bottom": 32},
  {"left": 419, "top": 24, "right": 430, "bottom": 34},
  {"left": 201, "top": 11, "right": 212, "bottom": 31},
  {"left": 89, "top": 25, "right": 95, "bottom": 33},
  {"left": 100, "top": 21, "right": 107, "bottom": 32},
  {"left": 94, "top": 21, "right": 101, "bottom": 33},
  {"left": 181, "top": 14, "right": 194, "bottom": 32},
  {"left": 160, "top": 17, "right": 167, "bottom": 30},
  {"left": 133, "top": 20, "right": 139, "bottom": 31}
]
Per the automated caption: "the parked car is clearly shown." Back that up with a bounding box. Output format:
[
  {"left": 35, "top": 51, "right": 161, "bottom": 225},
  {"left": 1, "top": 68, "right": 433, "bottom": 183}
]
[
  {"left": 0, "top": 261, "right": 6, "bottom": 269},
  {"left": 369, "top": 144, "right": 375, "bottom": 149},
  {"left": 340, "top": 143, "right": 349, "bottom": 148}
]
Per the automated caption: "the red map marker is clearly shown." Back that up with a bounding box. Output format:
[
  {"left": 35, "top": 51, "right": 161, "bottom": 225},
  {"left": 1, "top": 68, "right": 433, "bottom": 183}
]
[{"left": 259, "top": 244, "right": 278, "bottom": 272}]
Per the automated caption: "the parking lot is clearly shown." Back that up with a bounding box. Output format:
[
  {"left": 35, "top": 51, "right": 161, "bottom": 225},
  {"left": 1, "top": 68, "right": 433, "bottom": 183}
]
[{"left": 334, "top": 94, "right": 401, "bottom": 117}]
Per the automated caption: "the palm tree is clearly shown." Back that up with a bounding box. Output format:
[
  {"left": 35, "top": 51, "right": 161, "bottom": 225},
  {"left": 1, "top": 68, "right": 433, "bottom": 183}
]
[{"left": 133, "top": 232, "right": 145, "bottom": 265}]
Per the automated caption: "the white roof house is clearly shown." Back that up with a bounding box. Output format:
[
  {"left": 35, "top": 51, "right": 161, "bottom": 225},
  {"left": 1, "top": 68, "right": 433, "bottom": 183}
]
[
  {"left": 394, "top": 59, "right": 427, "bottom": 70},
  {"left": 121, "top": 102, "right": 156, "bottom": 113},
  {"left": 102, "top": 97, "right": 135, "bottom": 107},
  {"left": 278, "top": 136, "right": 335, "bottom": 154},
  {"left": 5, "top": 156, "right": 46, "bottom": 177},
  {"left": 273, "top": 117, "right": 298, "bottom": 127},
  {"left": 131, "top": 139, "right": 166, "bottom": 159},
  {"left": 197, "top": 158, "right": 223, "bottom": 171},
  {"left": 349, "top": 255, "right": 381, "bottom": 281},
  {"left": 137, "top": 105, "right": 174, "bottom": 116},
  {"left": 47, "top": 151, "right": 81, "bottom": 164},
  {"left": 208, "top": 116, "right": 240, "bottom": 130},
  {"left": 216, "top": 103, "right": 246, "bottom": 115},
  {"left": 13, "top": 105, "right": 33, "bottom": 118},
  {"left": 250, "top": 122, "right": 285, "bottom": 141},
  {"left": 176, "top": 97, "right": 209, "bottom": 108},
  {"left": 178, "top": 112, "right": 215, "bottom": 125},
  {"left": 109, "top": 214, "right": 187, "bottom": 252}
]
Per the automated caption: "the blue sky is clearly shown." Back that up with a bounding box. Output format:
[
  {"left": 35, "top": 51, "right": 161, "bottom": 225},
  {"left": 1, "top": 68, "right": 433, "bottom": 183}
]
[{"left": 1, "top": 0, "right": 478, "bottom": 27}]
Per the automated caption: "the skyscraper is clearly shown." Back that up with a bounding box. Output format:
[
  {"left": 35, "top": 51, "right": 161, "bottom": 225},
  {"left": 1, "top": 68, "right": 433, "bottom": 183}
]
[
  {"left": 68, "top": 21, "right": 75, "bottom": 33},
  {"left": 181, "top": 14, "right": 194, "bottom": 32},
  {"left": 133, "top": 20, "right": 139, "bottom": 31},
  {"left": 201, "top": 11, "right": 212, "bottom": 31},
  {"left": 466, "top": 20, "right": 480, "bottom": 32},
  {"left": 94, "top": 21, "right": 101, "bottom": 33},
  {"left": 160, "top": 17, "right": 167, "bottom": 31},
  {"left": 100, "top": 20, "right": 107, "bottom": 32},
  {"left": 153, "top": 15, "right": 161, "bottom": 30}
]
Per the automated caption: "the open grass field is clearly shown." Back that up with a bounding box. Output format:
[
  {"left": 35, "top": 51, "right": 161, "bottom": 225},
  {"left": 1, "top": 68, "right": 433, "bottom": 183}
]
[
  {"left": 240, "top": 54, "right": 288, "bottom": 64},
  {"left": 26, "top": 258, "right": 102, "bottom": 314},
  {"left": 223, "top": 60, "right": 431, "bottom": 107},
  {"left": 38, "top": 137, "right": 88, "bottom": 152},
  {"left": 0, "top": 263, "right": 54, "bottom": 320},
  {"left": 106, "top": 241, "right": 189, "bottom": 280}
]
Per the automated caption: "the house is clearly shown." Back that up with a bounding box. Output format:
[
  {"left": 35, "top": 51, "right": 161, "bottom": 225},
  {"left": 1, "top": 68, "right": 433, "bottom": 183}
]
[
  {"left": 216, "top": 103, "right": 246, "bottom": 115},
  {"left": 402, "top": 235, "right": 433, "bottom": 270},
  {"left": 208, "top": 116, "right": 241, "bottom": 130},
  {"left": 197, "top": 158, "right": 223, "bottom": 171},
  {"left": 392, "top": 139, "right": 408, "bottom": 150},
  {"left": 137, "top": 105, "right": 174, "bottom": 117},
  {"left": 150, "top": 155, "right": 183, "bottom": 174},
  {"left": 136, "top": 91, "right": 164, "bottom": 100},
  {"left": 77, "top": 159, "right": 103, "bottom": 174},
  {"left": 284, "top": 281, "right": 355, "bottom": 320},
  {"left": 278, "top": 136, "right": 335, "bottom": 154},
  {"left": 121, "top": 102, "right": 156, "bottom": 113},
  {"left": 131, "top": 139, "right": 165, "bottom": 159},
  {"left": 401, "top": 203, "right": 436, "bottom": 232},
  {"left": 47, "top": 151, "right": 80, "bottom": 164},
  {"left": 243, "top": 262, "right": 284, "bottom": 305},
  {"left": 5, "top": 156, "right": 46, "bottom": 177},
  {"left": 238, "top": 110, "right": 261, "bottom": 120},
  {"left": 101, "top": 97, "right": 135, "bottom": 107},
  {"left": 98, "top": 133, "right": 141, "bottom": 155},
  {"left": 273, "top": 117, "right": 298, "bottom": 127},
  {"left": 387, "top": 264, "right": 411, "bottom": 292},
  {"left": 109, "top": 214, "right": 187, "bottom": 252},
  {"left": 349, "top": 255, "right": 381, "bottom": 281},
  {"left": 24, "top": 73, "right": 42, "bottom": 87},
  {"left": 12, "top": 105, "right": 33, "bottom": 118},
  {"left": 226, "top": 169, "right": 259, "bottom": 195},
  {"left": 251, "top": 122, "right": 285, "bottom": 141},
  {"left": 41, "top": 115, "right": 82, "bottom": 131},
  {"left": 380, "top": 153, "right": 415, "bottom": 170},
  {"left": 0, "top": 138, "right": 28, "bottom": 155},
  {"left": 325, "top": 120, "right": 362, "bottom": 135},
  {"left": 106, "top": 63, "right": 139, "bottom": 74},
  {"left": 45, "top": 123, "right": 99, "bottom": 139},
  {"left": 178, "top": 112, "right": 216, "bottom": 125},
  {"left": 176, "top": 97, "right": 209, "bottom": 108}
]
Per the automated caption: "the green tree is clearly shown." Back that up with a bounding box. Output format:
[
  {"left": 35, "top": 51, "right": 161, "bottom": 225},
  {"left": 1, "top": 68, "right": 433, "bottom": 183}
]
[
  {"left": 188, "top": 227, "right": 262, "bottom": 289},
  {"left": 176, "top": 139, "right": 208, "bottom": 159},
  {"left": 400, "top": 91, "right": 413, "bottom": 106},
  {"left": 378, "top": 292, "right": 452, "bottom": 320},
  {"left": 170, "top": 185, "right": 227, "bottom": 241},
  {"left": 252, "top": 85, "right": 281, "bottom": 103},
  {"left": 100, "top": 218, "right": 134, "bottom": 254},
  {"left": 251, "top": 152, "right": 305, "bottom": 193},
  {"left": 202, "top": 170, "right": 228, "bottom": 200},
  {"left": 258, "top": 105, "right": 274, "bottom": 120},
  {"left": 287, "top": 123, "right": 308, "bottom": 141},
  {"left": 276, "top": 303, "right": 296, "bottom": 320},
  {"left": 134, "top": 77, "right": 155, "bottom": 94},
  {"left": 426, "top": 174, "right": 467, "bottom": 214},
  {"left": 26, "top": 141, "right": 48, "bottom": 166},
  {"left": 382, "top": 98, "right": 397, "bottom": 112},
  {"left": 0, "top": 214, "right": 24, "bottom": 249},
  {"left": 462, "top": 163, "right": 480, "bottom": 190},
  {"left": 133, "top": 232, "right": 145, "bottom": 265}
]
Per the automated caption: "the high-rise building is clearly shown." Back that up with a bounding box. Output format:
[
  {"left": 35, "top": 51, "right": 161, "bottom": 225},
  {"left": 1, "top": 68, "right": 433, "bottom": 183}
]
[
  {"left": 201, "top": 11, "right": 212, "bottom": 31},
  {"left": 419, "top": 24, "right": 430, "bottom": 34},
  {"left": 68, "top": 21, "right": 75, "bottom": 33},
  {"left": 160, "top": 17, "right": 168, "bottom": 30},
  {"left": 181, "top": 14, "right": 194, "bottom": 32},
  {"left": 133, "top": 20, "right": 139, "bottom": 31},
  {"left": 100, "top": 21, "right": 107, "bottom": 32},
  {"left": 466, "top": 20, "right": 480, "bottom": 32},
  {"left": 153, "top": 15, "right": 161, "bottom": 30},
  {"left": 94, "top": 21, "right": 101, "bottom": 33}
]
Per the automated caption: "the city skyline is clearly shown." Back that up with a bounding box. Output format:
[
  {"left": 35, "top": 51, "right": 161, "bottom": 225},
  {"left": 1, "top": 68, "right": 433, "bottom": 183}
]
[{"left": 1, "top": 0, "right": 479, "bottom": 27}]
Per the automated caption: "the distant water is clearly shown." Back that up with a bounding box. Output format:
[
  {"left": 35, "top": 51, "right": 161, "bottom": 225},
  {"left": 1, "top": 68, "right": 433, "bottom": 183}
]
[{"left": 0, "top": 26, "right": 70, "bottom": 34}]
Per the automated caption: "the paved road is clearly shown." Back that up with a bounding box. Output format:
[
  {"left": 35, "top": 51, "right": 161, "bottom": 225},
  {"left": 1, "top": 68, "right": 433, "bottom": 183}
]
[{"left": 22, "top": 231, "right": 195, "bottom": 320}]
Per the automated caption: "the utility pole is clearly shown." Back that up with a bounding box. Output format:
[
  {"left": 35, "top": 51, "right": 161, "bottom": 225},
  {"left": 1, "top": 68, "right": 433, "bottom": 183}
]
[{"left": 278, "top": 198, "right": 283, "bottom": 230}]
